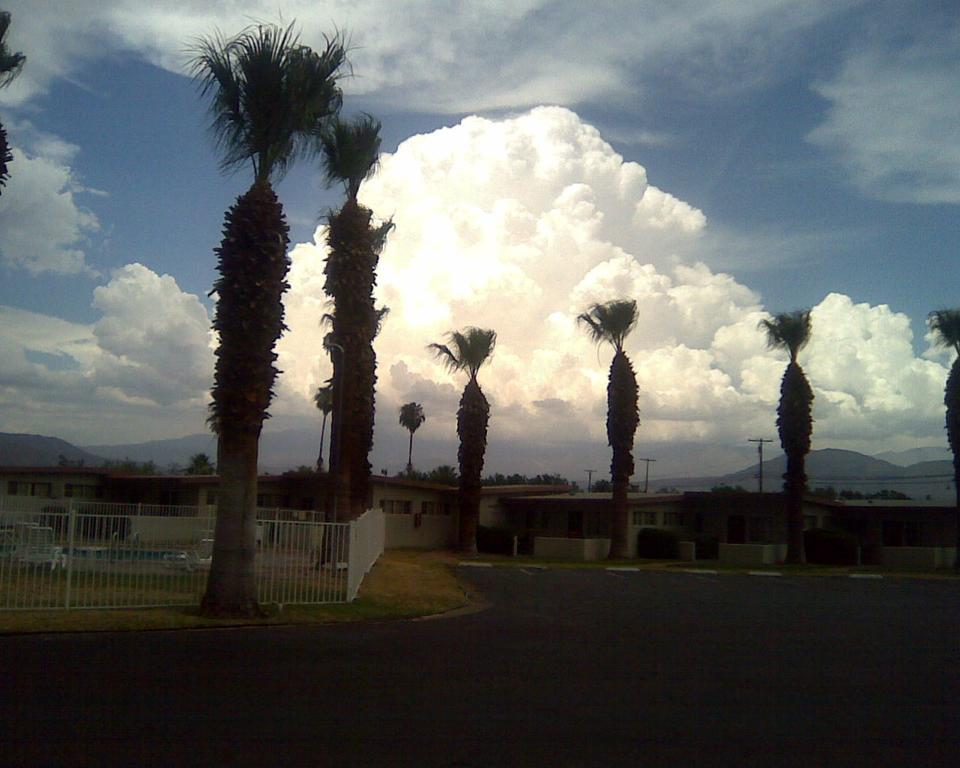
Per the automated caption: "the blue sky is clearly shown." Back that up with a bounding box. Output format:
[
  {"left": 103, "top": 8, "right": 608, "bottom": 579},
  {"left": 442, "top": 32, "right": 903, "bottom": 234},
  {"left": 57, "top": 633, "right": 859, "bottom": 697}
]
[{"left": 1, "top": 1, "right": 958, "bottom": 478}]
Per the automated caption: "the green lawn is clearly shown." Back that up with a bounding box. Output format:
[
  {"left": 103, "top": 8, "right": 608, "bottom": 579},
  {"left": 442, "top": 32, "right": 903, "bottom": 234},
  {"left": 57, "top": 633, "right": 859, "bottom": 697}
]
[{"left": 0, "top": 550, "right": 468, "bottom": 634}]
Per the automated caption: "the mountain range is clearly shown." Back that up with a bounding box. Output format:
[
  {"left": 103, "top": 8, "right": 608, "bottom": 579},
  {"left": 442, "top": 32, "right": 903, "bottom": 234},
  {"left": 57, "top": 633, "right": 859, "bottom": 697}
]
[{"left": 0, "top": 431, "right": 955, "bottom": 501}]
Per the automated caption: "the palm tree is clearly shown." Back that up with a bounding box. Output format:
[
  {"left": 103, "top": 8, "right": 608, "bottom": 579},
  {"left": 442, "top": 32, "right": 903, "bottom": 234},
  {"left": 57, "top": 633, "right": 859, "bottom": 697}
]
[
  {"left": 320, "top": 113, "right": 392, "bottom": 519},
  {"left": 578, "top": 300, "right": 640, "bottom": 559},
  {"left": 190, "top": 22, "right": 347, "bottom": 616},
  {"left": 314, "top": 384, "right": 334, "bottom": 472},
  {"left": 760, "top": 310, "right": 814, "bottom": 565},
  {"left": 0, "top": 11, "right": 26, "bottom": 193},
  {"left": 399, "top": 402, "right": 426, "bottom": 474},
  {"left": 429, "top": 328, "right": 496, "bottom": 554},
  {"left": 928, "top": 309, "right": 960, "bottom": 571}
]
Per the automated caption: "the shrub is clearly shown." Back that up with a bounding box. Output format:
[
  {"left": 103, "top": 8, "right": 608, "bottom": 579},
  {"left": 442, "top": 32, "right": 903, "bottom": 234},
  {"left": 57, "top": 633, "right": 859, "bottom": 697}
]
[
  {"left": 804, "top": 527, "right": 859, "bottom": 565},
  {"left": 477, "top": 526, "right": 518, "bottom": 555},
  {"left": 691, "top": 534, "right": 719, "bottom": 560},
  {"left": 636, "top": 527, "right": 680, "bottom": 559}
]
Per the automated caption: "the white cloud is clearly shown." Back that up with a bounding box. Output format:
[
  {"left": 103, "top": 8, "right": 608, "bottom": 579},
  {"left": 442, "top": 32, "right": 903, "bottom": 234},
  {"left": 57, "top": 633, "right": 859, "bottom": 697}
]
[
  {"left": 0, "top": 264, "right": 213, "bottom": 442},
  {"left": 270, "top": 107, "right": 951, "bottom": 475},
  {"left": 0, "top": 148, "right": 99, "bottom": 275},
  {"left": 808, "top": 28, "right": 960, "bottom": 204},
  {"left": 3, "top": 0, "right": 861, "bottom": 113}
]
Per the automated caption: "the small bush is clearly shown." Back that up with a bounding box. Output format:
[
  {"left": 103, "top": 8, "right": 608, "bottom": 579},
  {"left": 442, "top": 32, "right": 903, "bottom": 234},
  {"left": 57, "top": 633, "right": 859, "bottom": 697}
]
[
  {"left": 692, "top": 534, "right": 719, "bottom": 560},
  {"left": 477, "top": 526, "right": 518, "bottom": 555},
  {"left": 804, "top": 527, "right": 859, "bottom": 565},
  {"left": 636, "top": 527, "right": 680, "bottom": 559}
]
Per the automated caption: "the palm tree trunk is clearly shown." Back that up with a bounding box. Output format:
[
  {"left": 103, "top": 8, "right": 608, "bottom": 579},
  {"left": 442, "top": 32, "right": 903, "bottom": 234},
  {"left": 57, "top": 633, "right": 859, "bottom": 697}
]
[
  {"left": 0, "top": 119, "right": 12, "bottom": 193},
  {"left": 203, "top": 181, "right": 289, "bottom": 616},
  {"left": 784, "top": 452, "right": 806, "bottom": 564},
  {"left": 457, "top": 378, "right": 489, "bottom": 554},
  {"left": 316, "top": 414, "right": 327, "bottom": 472},
  {"left": 202, "top": 429, "right": 260, "bottom": 615},
  {"left": 607, "top": 351, "right": 639, "bottom": 559},
  {"left": 406, "top": 430, "right": 414, "bottom": 473}
]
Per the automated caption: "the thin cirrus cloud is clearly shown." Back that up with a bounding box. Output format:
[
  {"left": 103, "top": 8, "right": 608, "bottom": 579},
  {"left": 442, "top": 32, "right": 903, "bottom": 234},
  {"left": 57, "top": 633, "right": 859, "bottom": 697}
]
[{"left": 808, "top": 28, "right": 960, "bottom": 204}]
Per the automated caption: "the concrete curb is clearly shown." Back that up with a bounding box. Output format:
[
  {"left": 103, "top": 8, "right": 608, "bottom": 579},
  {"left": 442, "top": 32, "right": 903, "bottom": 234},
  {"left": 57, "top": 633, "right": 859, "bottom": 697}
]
[
  {"left": 748, "top": 570, "right": 782, "bottom": 577},
  {"left": 849, "top": 573, "right": 883, "bottom": 579},
  {"left": 606, "top": 567, "right": 640, "bottom": 573},
  {"left": 458, "top": 562, "right": 493, "bottom": 568}
]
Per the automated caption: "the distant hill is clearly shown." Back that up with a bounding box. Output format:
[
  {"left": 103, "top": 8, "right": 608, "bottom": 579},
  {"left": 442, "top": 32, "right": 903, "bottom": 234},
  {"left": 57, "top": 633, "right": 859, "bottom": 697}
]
[
  {"left": 0, "top": 433, "right": 105, "bottom": 467},
  {"left": 657, "top": 448, "right": 957, "bottom": 502},
  {"left": 84, "top": 433, "right": 219, "bottom": 470},
  {"left": 874, "top": 447, "right": 952, "bottom": 466}
]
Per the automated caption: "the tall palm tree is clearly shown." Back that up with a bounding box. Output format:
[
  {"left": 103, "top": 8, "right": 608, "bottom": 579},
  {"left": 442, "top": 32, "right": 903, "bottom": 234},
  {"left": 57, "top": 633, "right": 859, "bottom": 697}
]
[
  {"left": 578, "top": 300, "right": 640, "bottom": 559},
  {"left": 191, "top": 22, "right": 346, "bottom": 616},
  {"left": 760, "top": 310, "right": 813, "bottom": 565},
  {"left": 0, "top": 11, "right": 26, "bottom": 193},
  {"left": 399, "top": 402, "right": 426, "bottom": 474},
  {"left": 429, "top": 328, "right": 496, "bottom": 554},
  {"left": 928, "top": 309, "right": 960, "bottom": 571},
  {"left": 314, "top": 384, "right": 334, "bottom": 472},
  {"left": 321, "top": 113, "right": 392, "bottom": 519}
]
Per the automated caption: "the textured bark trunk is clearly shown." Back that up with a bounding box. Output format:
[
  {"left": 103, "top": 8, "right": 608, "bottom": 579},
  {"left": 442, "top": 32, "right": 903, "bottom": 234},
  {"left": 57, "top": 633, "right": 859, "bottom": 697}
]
[
  {"left": 607, "top": 351, "right": 639, "bottom": 560},
  {"left": 406, "top": 431, "right": 414, "bottom": 473},
  {"left": 316, "top": 414, "right": 327, "bottom": 472},
  {"left": 609, "top": 474, "right": 629, "bottom": 559},
  {"left": 202, "top": 428, "right": 261, "bottom": 616},
  {"left": 457, "top": 378, "right": 489, "bottom": 554},
  {"left": 784, "top": 452, "right": 806, "bottom": 564}
]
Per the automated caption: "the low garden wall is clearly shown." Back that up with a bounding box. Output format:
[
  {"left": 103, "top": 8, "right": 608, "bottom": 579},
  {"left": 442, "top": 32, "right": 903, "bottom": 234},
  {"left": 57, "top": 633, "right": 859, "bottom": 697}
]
[
  {"left": 718, "top": 543, "right": 787, "bottom": 566},
  {"left": 879, "top": 546, "right": 957, "bottom": 570},
  {"left": 534, "top": 536, "right": 611, "bottom": 561}
]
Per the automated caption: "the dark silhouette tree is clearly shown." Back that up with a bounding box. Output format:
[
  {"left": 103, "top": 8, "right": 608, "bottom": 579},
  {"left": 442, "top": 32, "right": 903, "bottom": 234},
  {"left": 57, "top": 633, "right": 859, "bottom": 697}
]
[
  {"left": 313, "top": 383, "right": 333, "bottom": 472},
  {"left": 320, "top": 113, "right": 392, "bottom": 519},
  {"left": 928, "top": 308, "right": 960, "bottom": 571},
  {"left": 190, "top": 22, "right": 347, "bottom": 616},
  {"left": 429, "top": 328, "right": 496, "bottom": 553},
  {"left": 186, "top": 453, "right": 216, "bottom": 475},
  {"left": 0, "top": 11, "right": 25, "bottom": 193},
  {"left": 578, "top": 300, "right": 640, "bottom": 559},
  {"left": 399, "top": 402, "right": 426, "bottom": 474},
  {"left": 760, "top": 309, "right": 814, "bottom": 565}
]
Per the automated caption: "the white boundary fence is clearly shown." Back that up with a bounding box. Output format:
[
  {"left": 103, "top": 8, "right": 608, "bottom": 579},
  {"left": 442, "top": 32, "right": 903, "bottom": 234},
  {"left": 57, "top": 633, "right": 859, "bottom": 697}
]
[{"left": 0, "top": 500, "right": 385, "bottom": 611}]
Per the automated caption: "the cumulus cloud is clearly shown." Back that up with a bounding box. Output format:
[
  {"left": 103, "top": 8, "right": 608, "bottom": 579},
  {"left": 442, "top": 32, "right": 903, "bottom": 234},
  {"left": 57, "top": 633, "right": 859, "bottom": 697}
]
[
  {"left": 0, "top": 264, "right": 213, "bottom": 442},
  {"left": 808, "top": 27, "right": 960, "bottom": 204},
  {"left": 0, "top": 147, "right": 99, "bottom": 275},
  {"left": 269, "top": 107, "right": 950, "bottom": 476}
]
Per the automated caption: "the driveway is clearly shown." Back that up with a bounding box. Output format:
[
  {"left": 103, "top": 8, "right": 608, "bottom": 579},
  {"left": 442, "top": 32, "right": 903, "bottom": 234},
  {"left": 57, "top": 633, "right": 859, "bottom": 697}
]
[{"left": 2, "top": 567, "right": 958, "bottom": 766}]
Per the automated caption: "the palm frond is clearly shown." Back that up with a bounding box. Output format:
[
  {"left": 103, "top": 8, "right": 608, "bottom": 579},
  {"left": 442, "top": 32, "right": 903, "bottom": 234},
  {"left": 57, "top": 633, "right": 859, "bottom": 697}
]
[
  {"left": 929, "top": 309, "right": 960, "bottom": 356},
  {"left": 0, "top": 11, "right": 26, "bottom": 89},
  {"left": 430, "top": 327, "right": 496, "bottom": 380},
  {"left": 577, "top": 299, "right": 638, "bottom": 352},
  {"left": 189, "top": 22, "right": 347, "bottom": 183},
  {"left": 319, "top": 113, "right": 382, "bottom": 200},
  {"left": 399, "top": 402, "right": 426, "bottom": 431},
  {"left": 313, "top": 383, "right": 334, "bottom": 413},
  {"left": 759, "top": 310, "right": 812, "bottom": 362}
]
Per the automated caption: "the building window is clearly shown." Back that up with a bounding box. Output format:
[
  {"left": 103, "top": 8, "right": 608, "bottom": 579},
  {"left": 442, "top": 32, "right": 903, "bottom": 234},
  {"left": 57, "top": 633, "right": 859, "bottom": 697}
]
[
  {"left": 642, "top": 511, "right": 658, "bottom": 526},
  {"left": 65, "top": 484, "right": 102, "bottom": 500},
  {"left": 6, "top": 481, "right": 18, "bottom": 495},
  {"left": 422, "top": 501, "right": 437, "bottom": 515},
  {"left": 380, "top": 499, "right": 412, "bottom": 514},
  {"left": 206, "top": 490, "right": 218, "bottom": 505},
  {"left": 663, "top": 512, "right": 680, "bottom": 527}
]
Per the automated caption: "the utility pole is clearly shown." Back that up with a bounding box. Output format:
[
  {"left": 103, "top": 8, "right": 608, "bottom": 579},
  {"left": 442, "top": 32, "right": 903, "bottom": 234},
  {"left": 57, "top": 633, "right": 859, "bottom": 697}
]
[
  {"left": 637, "top": 458, "right": 656, "bottom": 493},
  {"left": 584, "top": 469, "right": 596, "bottom": 493},
  {"left": 748, "top": 438, "right": 772, "bottom": 493}
]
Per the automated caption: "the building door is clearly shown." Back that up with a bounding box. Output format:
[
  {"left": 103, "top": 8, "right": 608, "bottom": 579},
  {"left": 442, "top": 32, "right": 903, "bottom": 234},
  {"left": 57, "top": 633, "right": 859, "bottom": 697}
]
[{"left": 727, "top": 515, "right": 746, "bottom": 544}]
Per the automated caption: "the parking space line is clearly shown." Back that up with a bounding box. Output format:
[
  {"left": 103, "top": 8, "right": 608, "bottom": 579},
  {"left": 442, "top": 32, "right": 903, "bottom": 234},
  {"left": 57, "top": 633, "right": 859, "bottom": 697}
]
[
  {"left": 606, "top": 567, "right": 639, "bottom": 572},
  {"left": 748, "top": 571, "right": 782, "bottom": 577}
]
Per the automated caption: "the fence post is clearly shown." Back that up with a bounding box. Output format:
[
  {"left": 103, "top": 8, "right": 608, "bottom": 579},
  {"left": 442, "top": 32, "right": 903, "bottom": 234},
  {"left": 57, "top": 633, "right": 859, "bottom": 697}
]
[{"left": 64, "top": 501, "right": 77, "bottom": 610}]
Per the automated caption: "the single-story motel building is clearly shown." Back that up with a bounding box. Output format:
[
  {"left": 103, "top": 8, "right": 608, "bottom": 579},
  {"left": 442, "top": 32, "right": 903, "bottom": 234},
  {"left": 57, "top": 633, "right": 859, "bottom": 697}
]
[{"left": 1, "top": 467, "right": 956, "bottom": 568}]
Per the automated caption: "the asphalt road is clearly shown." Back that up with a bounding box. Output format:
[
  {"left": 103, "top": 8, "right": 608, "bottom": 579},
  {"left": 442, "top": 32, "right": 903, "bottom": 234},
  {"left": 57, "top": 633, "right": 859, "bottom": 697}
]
[{"left": 2, "top": 568, "right": 959, "bottom": 767}]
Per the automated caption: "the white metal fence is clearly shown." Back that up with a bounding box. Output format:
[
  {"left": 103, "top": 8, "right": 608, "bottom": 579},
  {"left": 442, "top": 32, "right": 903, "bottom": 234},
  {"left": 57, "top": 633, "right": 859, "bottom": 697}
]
[{"left": 0, "top": 500, "right": 385, "bottom": 611}]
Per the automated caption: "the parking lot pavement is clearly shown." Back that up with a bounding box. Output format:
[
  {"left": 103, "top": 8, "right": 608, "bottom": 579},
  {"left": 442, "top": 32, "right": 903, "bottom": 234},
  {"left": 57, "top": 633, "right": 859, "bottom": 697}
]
[{"left": 2, "top": 567, "right": 958, "bottom": 767}]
